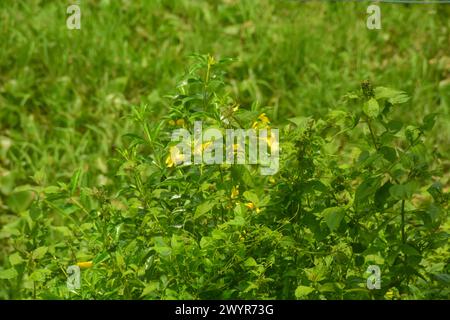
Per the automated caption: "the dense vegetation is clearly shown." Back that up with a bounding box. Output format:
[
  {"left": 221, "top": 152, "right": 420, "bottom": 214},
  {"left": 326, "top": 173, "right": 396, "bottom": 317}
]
[{"left": 0, "top": 1, "right": 448, "bottom": 299}]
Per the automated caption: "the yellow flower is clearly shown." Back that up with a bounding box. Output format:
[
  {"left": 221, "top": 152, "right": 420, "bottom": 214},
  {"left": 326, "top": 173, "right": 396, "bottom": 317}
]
[
  {"left": 258, "top": 113, "right": 270, "bottom": 124},
  {"left": 252, "top": 113, "right": 271, "bottom": 129},
  {"left": 231, "top": 186, "right": 239, "bottom": 199},
  {"left": 193, "top": 140, "right": 212, "bottom": 156},
  {"left": 202, "top": 141, "right": 212, "bottom": 151},
  {"left": 165, "top": 146, "right": 185, "bottom": 168},
  {"left": 233, "top": 143, "right": 243, "bottom": 153},
  {"left": 208, "top": 55, "right": 216, "bottom": 66},
  {"left": 245, "top": 201, "right": 262, "bottom": 213},
  {"left": 385, "top": 290, "right": 394, "bottom": 299},
  {"left": 245, "top": 202, "right": 255, "bottom": 210},
  {"left": 76, "top": 261, "right": 93, "bottom": 269},
  {"left": 269, "top": 176, "right": 276, "bottom": 184},
  {"left": 260, "top": 134, "right": 279, "bottom": 153},
  {"left": 168, "top": 119, "right": 175, "bottom": 126},
  {"left": 176, "top": 119, "right": 185, "bottom": 126}
]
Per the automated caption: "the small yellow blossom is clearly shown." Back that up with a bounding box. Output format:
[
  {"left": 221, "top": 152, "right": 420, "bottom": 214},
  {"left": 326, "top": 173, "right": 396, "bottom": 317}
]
[
  {"left": 168, "top": 119, "right": 175, "bottom": 126},
  {"left": 202, "top": 141, "right": 212, "bottom": 151},
  {"left": 245, "top": 202, "right": 255, "bottom": 210},
  {"left": 176, "top": 119, "right": 185, "bottom": 126},
  {"left": 194, "top": 140, "right": 213, "bottom": 155},
  {"left": 260, "top": 134, "right": 279, "bottom": 153},
  {"left": 252, "top": 113, "right": 271, "bottom": 129},
  {"left": 258, "top": 113, "right": 270, "bottom": 124},
  {"left": 233, "top": 144, "right": 243, "bottom": 153},
  {"left": 208, "top": 55, "right": 216, "bottom": 66},
  {"left": 245, "top": 201, "right": 261, "bottom": 213},
  {"left": 166, "top": 146, "right": 185, "bottom": 168},
  {"left": 76, "top": 261, "right": 93, "bottom": 269},
  {"left": 231, "top": 186, "right": 239, "bottom": 199},
  {"left": 385, "top": 290, "right": 394, "bottom": 299}
]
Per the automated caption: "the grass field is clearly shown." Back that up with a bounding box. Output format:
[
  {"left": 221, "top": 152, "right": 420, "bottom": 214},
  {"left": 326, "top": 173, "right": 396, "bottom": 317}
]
[{"left": 0, "top": 1, "right": 449, "bottom": 300}]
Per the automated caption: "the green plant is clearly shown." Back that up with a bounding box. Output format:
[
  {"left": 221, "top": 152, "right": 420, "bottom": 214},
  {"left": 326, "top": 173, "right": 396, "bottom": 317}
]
[{"left": 1, "top": 55, "right": 447, "bottom": 299}]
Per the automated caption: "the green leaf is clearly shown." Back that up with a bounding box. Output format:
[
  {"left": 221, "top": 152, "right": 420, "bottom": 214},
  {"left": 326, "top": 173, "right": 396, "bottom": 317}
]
[
  {"left": 141, "top": 281, "right": 160, "bottom": 297},
  {"left": 405, "top": 125, "right": 420, "bottom": 144},
  {"left": 287, "top": 116, "right": 310, "bottom": 128},
  {"left": 390, "top": 181, "right": 419, "bottom": 200},
  {"left": 0, "top": 268, "right": 18, "bottom": 279},
  {"left": 32, "top": 246, "right": 48, "bottom": 260},
  {"left": 93, "top": 251, "right": 110, "bottom": 264},
  {"left": 29, "top": 269, "right": 51, "bottom": 282},
  {"left": 295, "top": 285, "right": 315, "bottom": 298},
  {"left": 386, "top": 120, "right": 403, "bottom": 133},
  {"left": 427, "top": 182, "right": 443, "bottom": 203},
  {"left": 9, "top": 253, "right": 24, "bottom": 265},
  {"left": 194, "top": 201, "right": 215, "bottom": 219},
  {"left": 322, "top": 207, "right": 345, "bottom": 232},
  {"left": 228, "top": 215, "right": 245, "bottom": 226},
  {"left": 374, "top": 87, "right": 409, "bottom": 104},
  {"left": 433, "top": 273, "right": 450, "bottom": 285},
  {"left": 355, "top": 177, "right": 382, "bottom": 206},
  {"left": 400, "top": 244, "right": 421, "bottom": 257},
  {"left": 69, "top": 168, "right": 82, "bottom": 196},
  {"left": 152, "top": 237, "right": 172, "bottom": 257},
  {"left": 375, "top": 181, "right": 393, "bottom": 208},
  {"left": 7, "top": 190, "right": 34, "bottom": 214},
  {"left": 243, "top": 191, "right": 259, "bottom": 205},
  {"left": 363, "top": 98, "right": 380, "bottom": 118},
  {"left": 244, "top": 257, "right": 258, "bottom": 268},
  {"left": 421, "top": 113, "right": 438, "bottom": 131},
  {"left": 379, "top": 146, "right": 397, "bottom": 163},
  {"left": 51, "top": 226, "right": 73, "bottom": 237}
]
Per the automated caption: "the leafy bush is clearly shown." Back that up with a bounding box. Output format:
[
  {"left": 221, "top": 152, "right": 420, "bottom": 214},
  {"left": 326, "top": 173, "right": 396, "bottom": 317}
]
[{"left": 1, "top": 55, "right": 448, "bottom": 299}]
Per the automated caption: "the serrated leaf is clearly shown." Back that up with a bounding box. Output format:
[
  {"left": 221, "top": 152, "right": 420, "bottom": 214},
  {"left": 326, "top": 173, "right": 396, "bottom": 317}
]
[
  {"left": 355, "top": 177, "right": 382, "bottom": 206},
  {"left": 194, "top": 201, "right": 215, "bottom": 219},
  {"left": 32, "top": 246, "right": 48, "bottom": 260},
  {"left": 363, "top": 98, "right": 380, "bottom": 118},
  {"left": 141, "top": 281, "right": 160, "bottom": 297},
  {"left": 374, "top": 87, "right": 409, "bottom": 104},
  {"left": 243, "top": 191, "right": 259, "bottom": 205},
  {"left": 287, "top": 116, "right": 310, "bottom": 128},
  {"left": 228, "top": 215, "right": 245, "bottom": 226},
  {"left": 322, "top": 207, "right": 345, "bottom": 232},
  {"left": 295, "top": 285, "right": 315, "bottom": 298},
  {"left": 29, "top": 269, "right": 50, "bottom": 282},
  {"left": 9, "top": 253, "right": 24, "bottom": 265},
  {"left": 0, "top": 268, "right": 18, "bottom": 279},
  {"left": 421, "top": 113, "right": 438, "bottom": 131},
  {"left": 244, "top": 257, "right": 258, "bottom": 268},
  {"left": 390, "top": 181, "right": 418, "bottom": 200},
  {"left": 7, "top": 190, "right": 34, "bottom": 214},
  {"left": 379, "top": 146, "right": 397, "bottom": 163}
]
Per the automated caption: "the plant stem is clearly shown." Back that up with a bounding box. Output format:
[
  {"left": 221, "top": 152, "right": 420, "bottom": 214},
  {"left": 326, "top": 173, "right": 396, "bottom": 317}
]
[
  {"left": 366, "top": 117, "right": 379, "bottom": 151},
  {"left": 401, "top": 199, "right": 406, "bottom": 244}
]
